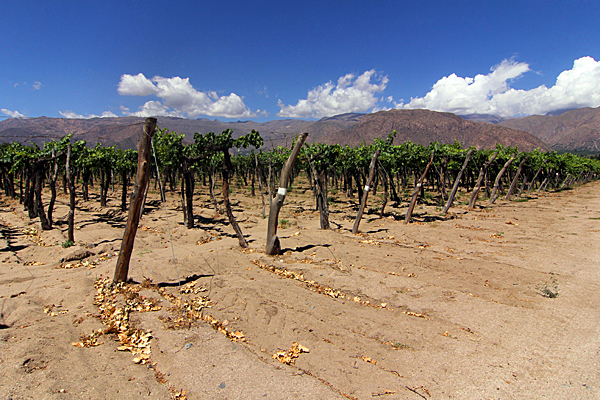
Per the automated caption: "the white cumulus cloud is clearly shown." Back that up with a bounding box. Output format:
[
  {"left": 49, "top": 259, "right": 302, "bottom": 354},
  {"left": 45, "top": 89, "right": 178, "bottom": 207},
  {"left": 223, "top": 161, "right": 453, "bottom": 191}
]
[
  {"left": 117, "top": 73, "right": 159, "bottom": 96},
  {"left": 117, "top": 73, "right": 257, "bottom": 119},
  {"left": 1, "top": 108, "right": 26, "bottom": 118},
  {"left": 59, "top": 110, "right": 118, "bottom": 119},
  {"left": 277, "top": 70, "right": 388, "bottom": 118},
  {"left": 125, "top": 101, "right": 179, "bottom": 118},
  {"left": 399, "top": 56, "right": 600, "bottom": 117}
]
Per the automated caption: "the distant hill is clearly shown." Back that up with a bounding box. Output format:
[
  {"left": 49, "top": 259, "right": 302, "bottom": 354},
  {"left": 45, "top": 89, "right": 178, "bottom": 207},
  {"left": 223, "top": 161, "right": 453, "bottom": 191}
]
[
  {"left": 544, "top": 108, "right": 578, "bottom": 116},
  {"left": 331, "top": 109, "right": 548, "bottom": 151},
  {"left": 459, "top": 114, "right": 508, "bottom": 124},
  {"left": 0, "top": 116, "right": 145, "bottom": 148},
  {"left": 0, "top": 110, "right": 548, "bottom": 152},
  {"left": 0, "top": 116, "right": 315, "bottom": 149},
  {"left": 500, "top": 107, "right": 600, "bottom": 153},
  {"left": 301, "top": 113, "right": 364, "bottom": 145},
  {"left": 0, "top": 127, "right": 44, "bottom": 145},
  {"left": 0, "top": 114, "right": 361, "bottom": 149}
]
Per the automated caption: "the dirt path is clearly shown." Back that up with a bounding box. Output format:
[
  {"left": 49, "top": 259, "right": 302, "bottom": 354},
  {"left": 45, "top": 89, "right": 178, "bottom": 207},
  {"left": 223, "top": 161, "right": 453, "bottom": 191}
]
[{"left": 1, "top": 180, "right": 599, "bottom": 399}]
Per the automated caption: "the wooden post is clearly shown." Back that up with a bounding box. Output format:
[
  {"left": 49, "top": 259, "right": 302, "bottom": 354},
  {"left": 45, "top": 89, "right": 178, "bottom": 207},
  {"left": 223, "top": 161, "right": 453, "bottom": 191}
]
[
  {"left": 468, "top": 153, "right": 497, "bottom": 208},
  {"left": 47, "top": 148, "right": 59, "bottom": 228},
  {"left": 182, "top": 159, "right": 195, "bottom": 228},
  {"left": 114, "top": 118, "right": 157, "bottom": 283},
  {"left": 526, "top": 166, "right": 543, "bottom": 195},
  {"left": 208, "top": 167, "right": 220, "bottom": 213},
  {"left": 352, "top": 150, "right": 381, "bottom": 234},
  {"left": 404, "top": 151, "right": 435, "bottom": 224},
  {"left": 33, "top": 161, "right": 51, "bottom": 230},
  {"left": 505, "top": 156, "right": 529, "bottom": 201},
  {"left": 255, "top": 153, "right": 266, "bottom": 218},
  {"left": 66, "top": 143, "right": 76, "bottom": 243},
  {"left": 307, "top": 155, "right": 331, "bottom": 230},
  {"left": 442, "top": 149, "right": 473, "bottom": 213},
  {"left": 489, "top": 157, "right": 514, "bottom": 204},
  {"left": 222, "top": 149, "right": 248, "bottom": 248},
  {"left": 266, "top": 133, "right": 308, "bottom": 255},
  {"left": 316, "top": 169, "right": 330, "bottom": 229},
  {"left": 537, "top": 174, "right": 550, "bottom": 195},
  {"left": 378, "top": 167, "right": 388, "bottom": 218}
]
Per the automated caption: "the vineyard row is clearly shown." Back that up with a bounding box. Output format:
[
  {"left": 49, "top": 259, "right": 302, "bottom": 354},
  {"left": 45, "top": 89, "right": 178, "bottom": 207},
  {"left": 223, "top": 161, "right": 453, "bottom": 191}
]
[{"left": 1, "top": 125, "right": 599, "bottom": 262}]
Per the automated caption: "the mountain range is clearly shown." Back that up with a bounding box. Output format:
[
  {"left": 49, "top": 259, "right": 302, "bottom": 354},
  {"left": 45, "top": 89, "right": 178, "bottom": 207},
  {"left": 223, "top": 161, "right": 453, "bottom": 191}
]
[
  {"left": 2, "top": 107, "right": 600, "bottom": 153},
  {"left": 498, "top": 107, "right": 600, "bottom": 153}
]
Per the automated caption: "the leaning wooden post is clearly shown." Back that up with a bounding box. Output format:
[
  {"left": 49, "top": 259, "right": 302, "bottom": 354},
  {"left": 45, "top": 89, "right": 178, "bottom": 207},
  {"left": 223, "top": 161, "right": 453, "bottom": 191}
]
[
  {"left": 222, "top": 149, "right": 248, "bottom": 248},
  {"left": 404, "top": 151, "right": 435, "bottom": 224},
  {"left": 489, "top": 157, "right": 514, "bottom": 204},
  {"left": 505, "top": 156, "right": 529, "bottom": 201},
  {"left": 114, "top": 118, "right": 157, "bottom": 283},
  {"left": 266, "top": 132, "right": 308, "bottom": 255},
  {"left": 537, "top": 174, "right": 550, "bottom": 195},
  {"left": 526, "top": 166, "right": 543, "bottom": 195},
  {"left": 442, "top": 149, "right": 473, "bottom": 213},
  {"left": 468, "top": 153, "right": 497, "bottom": 208},
  {"left": 352, "top": 150, "right": 381, "bottom": 234}
]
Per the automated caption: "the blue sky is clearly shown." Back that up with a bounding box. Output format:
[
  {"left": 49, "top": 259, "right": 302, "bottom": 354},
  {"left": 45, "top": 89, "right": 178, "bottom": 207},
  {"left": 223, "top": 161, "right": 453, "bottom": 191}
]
[{"left": 2, "top": 0, "right": 600, "bottom": 121}]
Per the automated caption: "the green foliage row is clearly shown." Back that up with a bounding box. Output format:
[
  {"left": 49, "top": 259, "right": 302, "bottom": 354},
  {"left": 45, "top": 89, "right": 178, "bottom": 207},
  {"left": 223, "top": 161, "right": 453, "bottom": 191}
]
[{"left": 2, "top": 128, "right": 600, "bottom": 191}]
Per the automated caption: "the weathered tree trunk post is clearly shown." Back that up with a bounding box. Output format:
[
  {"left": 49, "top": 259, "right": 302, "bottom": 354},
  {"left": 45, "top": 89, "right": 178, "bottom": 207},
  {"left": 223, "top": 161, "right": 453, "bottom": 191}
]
[
  {"left": 518, "top": 175, "right": 528, "bottom": 197},
  {"left": 378, "top": 168, "right": 389, "bottom": 218},
  {"left": 526, "top": 166, "right": 543, "bottom": 194},
  {"left": 317, "top": 169, "right": 330, "bottom": 229},
  {"left": 468, "top": 153, "right": 497, "bottom": 208},
  {"left": 537, "top": 174, "right": 550, "bottom": 195},
  {"left": 221, "top": 149, "right": 248, "bottom": 248},
  {"left": 181, "top": 173, "right": 188, "bottom": 227},
  {"left": 442, "top": 149, "right": 473, "bottom": 213},
  {"left": 489, "top": 157, "right": 514, "bottom": 204},
  {"left": 307, "top": 156, "right": 331, "bottom": 230},
  {"left": 439, "top": 157, "right": 449, "bottom": 203},
  {"left": 379, "top": 163, "right": 400, "bottom": 203},
  {"left": 251, "top": 168, "right": 256, "bottom": 197},
  {"left": 354, "top": 171, "right": 364, "bottom": 200},
  {"left": 24, "top": 169, "right": 35, "bottom": 217},
  {"left": 33, "top": 162, "right": 51, "bottom": 230},
  {"left": 66, "top": 143, "right": 76, "bottom": 243},
  {"left": 266, "top": 132, "right": 308, "bottom": 255},
  {"left": 81, "top": 170, "right": 90, "bottom": 202},
  {"left": 505, "top": 156, "right": 529, "bottom": 201},
  {"left": 120, "top": 169, "right": 129, "bottom": 211},
  {"left": 352, "top": 150, "right": 381, "bottom": 234},
  {"left": 267, "top": 159, "right": 274, "bottom": 199},
  {"left": 404, "top": 151, "right": 435, "bottom": 224},
  {"left": 99, "top": 168, "right": 109, "bottom": 207},
  {"left": 560, "top": 173, "right": 571, "bottom": 188},
  {"left": 47, "top": 149, "right": 60, "bottom": 228},
  {"left": 255, "top": 153, "right": 266, "bottom": 218},
  {"left": 182, "top": 159, "right": 195, "bottom": 228},
  {"left": 208, "top": 167, "right": 220, "bottom": 213},
  {"left": 114, "top": 118, "right": 157, "bottom": 283}
]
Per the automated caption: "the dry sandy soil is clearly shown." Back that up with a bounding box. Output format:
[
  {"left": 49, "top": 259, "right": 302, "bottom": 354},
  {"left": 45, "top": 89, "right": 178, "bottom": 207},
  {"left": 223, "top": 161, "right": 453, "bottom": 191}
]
[{"left": 1, "top": 178, "right": 600, "bottom": 399}]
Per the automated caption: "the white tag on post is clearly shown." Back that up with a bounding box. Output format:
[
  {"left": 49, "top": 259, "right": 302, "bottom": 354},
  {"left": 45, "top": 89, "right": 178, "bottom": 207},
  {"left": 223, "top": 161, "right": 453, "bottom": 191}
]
[
  {"left": 277, "top": 187, "right": 287, "bottom": 196},
  {"left": 364, "top": 185, "right": 370, "bottom": 192}
]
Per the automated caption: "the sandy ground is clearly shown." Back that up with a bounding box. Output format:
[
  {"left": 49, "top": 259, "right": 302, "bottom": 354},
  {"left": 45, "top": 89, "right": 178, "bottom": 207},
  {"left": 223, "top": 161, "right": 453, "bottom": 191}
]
[{"left": 1, "top": 178, "right": 600, "bottom": 400}]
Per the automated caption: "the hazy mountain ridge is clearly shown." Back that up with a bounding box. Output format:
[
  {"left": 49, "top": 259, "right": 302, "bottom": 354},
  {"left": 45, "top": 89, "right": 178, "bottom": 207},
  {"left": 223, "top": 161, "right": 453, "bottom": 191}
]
[
  {"left": 0, "top": 114, "right": 363, "bottom": 149},
  {"left": 499, "top": 107, "right": 600, "bottom": 153},
  {"left": 5, "top": 108, "right": 600, "bottom": 152},
  {"left": 330, "top": 109, "right": 548, "bottom": 151},
  {"left": 459, "top": 114, "right": 508, "bottom": 124}
]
